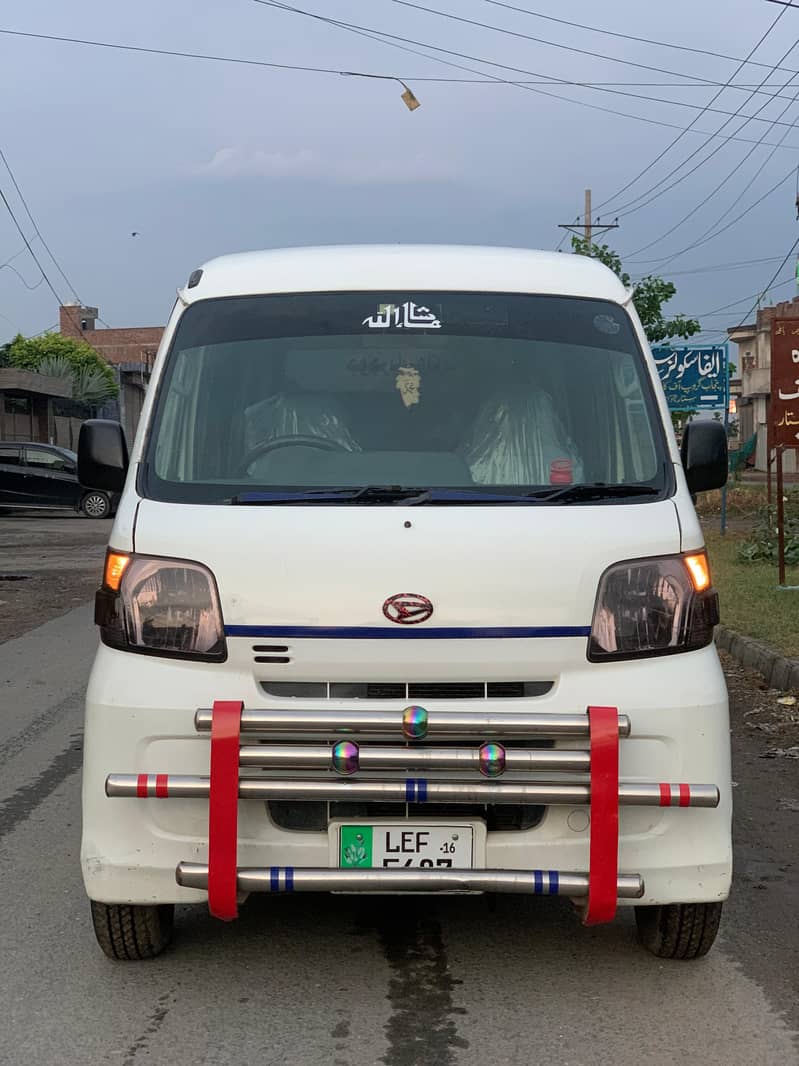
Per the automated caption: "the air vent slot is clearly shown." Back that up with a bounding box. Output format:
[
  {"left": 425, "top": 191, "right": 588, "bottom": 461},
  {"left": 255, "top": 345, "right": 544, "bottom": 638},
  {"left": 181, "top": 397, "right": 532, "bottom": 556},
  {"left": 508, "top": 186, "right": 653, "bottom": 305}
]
[
  {"left": 408, "top": 682, "right": 484, "bottom": 700},
  {"left": 253, "top": 643, "right": 291, "bottom": 665}
]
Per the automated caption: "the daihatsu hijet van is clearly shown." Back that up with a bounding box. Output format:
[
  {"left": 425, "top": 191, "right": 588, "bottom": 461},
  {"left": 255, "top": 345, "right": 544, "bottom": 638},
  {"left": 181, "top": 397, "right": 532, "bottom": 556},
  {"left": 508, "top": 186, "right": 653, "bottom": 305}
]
[{"left": 77, "top": 245, "right": 731, "bottom": 961}]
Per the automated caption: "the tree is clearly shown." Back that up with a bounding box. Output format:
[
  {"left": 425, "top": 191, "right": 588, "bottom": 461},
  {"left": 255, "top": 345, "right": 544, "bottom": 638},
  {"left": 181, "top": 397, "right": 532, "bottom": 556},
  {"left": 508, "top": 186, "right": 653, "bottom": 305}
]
[
  {"left": 1, "top": 332, "right": 118, "bottom": 409},
  {"left": 571, "top": 237, "right": 701, "bottom": 344},
  {"left": 35, "top": 355, "right": 119, "bottom": 408}
]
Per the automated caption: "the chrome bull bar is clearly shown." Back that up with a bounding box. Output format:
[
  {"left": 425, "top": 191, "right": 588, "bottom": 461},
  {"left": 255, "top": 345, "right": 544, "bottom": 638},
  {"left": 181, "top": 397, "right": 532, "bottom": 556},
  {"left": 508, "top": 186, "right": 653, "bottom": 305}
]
[
  {"left": 107, "top": 774, "right": 719, "bottom": 807},
  {"left": 236, "top": 742, "right": 592, "bottom": 773},
  {"left": 194, "top": 707, "right": 632, "bottom": 738},
  {"left": 105, "top": 702, "right": 722, "bottom": 926},
  {"left": 176, "top": 863, "right": 646, "bottom": 899}
]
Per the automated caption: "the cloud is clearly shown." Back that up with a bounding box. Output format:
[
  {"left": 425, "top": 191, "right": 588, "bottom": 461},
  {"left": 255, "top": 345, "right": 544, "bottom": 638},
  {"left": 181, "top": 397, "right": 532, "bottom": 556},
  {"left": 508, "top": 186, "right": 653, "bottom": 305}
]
[{"left": 194, "top": 145, "right": 456, "bottom": 185}]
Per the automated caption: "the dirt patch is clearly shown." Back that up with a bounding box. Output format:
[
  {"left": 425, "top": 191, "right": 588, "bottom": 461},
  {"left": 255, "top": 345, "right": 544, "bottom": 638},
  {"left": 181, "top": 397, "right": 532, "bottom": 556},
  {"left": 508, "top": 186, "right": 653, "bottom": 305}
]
[
  {"left": 0, "top": 510, "right": 110, "bottom": 644},
  {"left": 720, "top": 650, "right": 799, "bottom": 752},
  {"left": 723, "top": 652, "right": 799, "bottom": 1034}
]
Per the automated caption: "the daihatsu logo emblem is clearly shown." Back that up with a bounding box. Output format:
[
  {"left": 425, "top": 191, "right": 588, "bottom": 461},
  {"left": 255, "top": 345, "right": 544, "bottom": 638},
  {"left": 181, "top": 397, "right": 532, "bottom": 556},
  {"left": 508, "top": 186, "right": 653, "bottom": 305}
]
[{"left": 383, "top": 593, "right": 434, "bottom": 625}]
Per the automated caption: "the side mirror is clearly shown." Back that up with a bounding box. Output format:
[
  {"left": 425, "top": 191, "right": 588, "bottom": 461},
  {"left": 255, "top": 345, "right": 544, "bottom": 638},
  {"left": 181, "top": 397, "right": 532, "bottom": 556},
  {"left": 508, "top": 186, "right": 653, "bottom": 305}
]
[
  {"left": 680, "top": 420, "right": 728, "bottom": 495},
  {"left": 78, "top": 420, "right": 129, "bottom": 492}
]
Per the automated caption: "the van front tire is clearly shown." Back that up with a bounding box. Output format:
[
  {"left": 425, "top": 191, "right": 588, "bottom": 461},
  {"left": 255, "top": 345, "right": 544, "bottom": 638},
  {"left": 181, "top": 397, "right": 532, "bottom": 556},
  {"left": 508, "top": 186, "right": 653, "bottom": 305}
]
[
  {"left": 635, "top": 901, "right": 722, "bottom": 959},
  {"left": 90, "top": 901, "right": 174, "bottom": 960}
]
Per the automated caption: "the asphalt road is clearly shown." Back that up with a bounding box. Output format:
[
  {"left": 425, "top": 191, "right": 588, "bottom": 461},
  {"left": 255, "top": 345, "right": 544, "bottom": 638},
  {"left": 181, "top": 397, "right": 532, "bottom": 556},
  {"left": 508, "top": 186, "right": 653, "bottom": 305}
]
[
  {"left": 0, "top": 510, "right": 111, "bottom": 644},
  {"left": 0, "top": 607, "right": 797, "bottom": 1066}
]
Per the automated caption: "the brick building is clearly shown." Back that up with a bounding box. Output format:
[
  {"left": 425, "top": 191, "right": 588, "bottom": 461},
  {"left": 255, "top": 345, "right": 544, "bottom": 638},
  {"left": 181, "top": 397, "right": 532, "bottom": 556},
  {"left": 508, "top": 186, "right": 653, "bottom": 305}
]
[
  {"left": 59, "top": 303, "right": 165, "bottom": 443},
  {"left": 59, "top": 304, "right": 163, "bottom": 366},
  {"left": 728, "top": 296, "right": 799, "bottom": 474}
]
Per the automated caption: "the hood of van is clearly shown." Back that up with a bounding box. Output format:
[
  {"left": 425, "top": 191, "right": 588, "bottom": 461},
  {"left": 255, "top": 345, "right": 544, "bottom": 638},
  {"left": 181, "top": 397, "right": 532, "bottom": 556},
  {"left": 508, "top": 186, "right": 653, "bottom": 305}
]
[{"left": 133, "top": 499, "right": 682, "bottom": 637}]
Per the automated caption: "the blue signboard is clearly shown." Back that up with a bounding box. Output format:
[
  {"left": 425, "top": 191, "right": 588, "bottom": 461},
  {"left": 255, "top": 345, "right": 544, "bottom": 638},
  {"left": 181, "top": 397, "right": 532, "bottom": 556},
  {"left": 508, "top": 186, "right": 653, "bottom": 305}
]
[{"left": 651, "top": 344, "right": 729, "bottom": 411}]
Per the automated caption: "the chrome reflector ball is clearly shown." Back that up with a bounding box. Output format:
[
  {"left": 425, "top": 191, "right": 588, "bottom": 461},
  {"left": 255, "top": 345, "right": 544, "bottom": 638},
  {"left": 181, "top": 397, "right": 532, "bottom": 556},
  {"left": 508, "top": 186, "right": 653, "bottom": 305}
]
[
  {"left": 402, "top": 705, "right": 428, "bottom": 740},
  {"left": 332, "top": 741, "right": 360, "bottom": 775}
]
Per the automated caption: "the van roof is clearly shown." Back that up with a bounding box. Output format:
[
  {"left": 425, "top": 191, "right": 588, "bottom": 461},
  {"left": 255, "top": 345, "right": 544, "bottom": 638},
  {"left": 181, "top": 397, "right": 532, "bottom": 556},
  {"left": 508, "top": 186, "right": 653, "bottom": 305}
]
[{"left": 185, "top": 245, "right": 630, "bottom": 304}]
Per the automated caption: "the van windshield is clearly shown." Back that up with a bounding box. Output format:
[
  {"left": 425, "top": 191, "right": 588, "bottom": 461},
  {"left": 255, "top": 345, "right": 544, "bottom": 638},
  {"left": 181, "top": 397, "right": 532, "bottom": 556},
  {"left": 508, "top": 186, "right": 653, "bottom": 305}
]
[{"left": 141, "top": 292, "right": 669, "bottom": 504}]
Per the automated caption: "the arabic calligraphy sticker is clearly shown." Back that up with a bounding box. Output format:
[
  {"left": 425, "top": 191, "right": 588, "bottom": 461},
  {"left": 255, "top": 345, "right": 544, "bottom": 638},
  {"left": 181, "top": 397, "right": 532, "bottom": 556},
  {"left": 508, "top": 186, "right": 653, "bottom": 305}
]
[
  {"left": 362, "top": 301, "right": 442, "bottom": 329},
  {"left": 395, "top": 366, "right": 421, "bottom": 407}
]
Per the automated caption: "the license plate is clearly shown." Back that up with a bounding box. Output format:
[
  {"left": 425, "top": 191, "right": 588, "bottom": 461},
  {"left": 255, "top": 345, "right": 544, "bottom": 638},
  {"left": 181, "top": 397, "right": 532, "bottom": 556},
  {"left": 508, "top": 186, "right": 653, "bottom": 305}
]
[{"left": 339, "top": 824, "right": 474, "bottom": 869}]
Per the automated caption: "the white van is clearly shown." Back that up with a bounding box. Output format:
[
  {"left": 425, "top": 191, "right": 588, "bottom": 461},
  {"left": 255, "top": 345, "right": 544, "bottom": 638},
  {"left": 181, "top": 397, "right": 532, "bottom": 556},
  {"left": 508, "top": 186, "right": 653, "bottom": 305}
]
[{"left": 78, "top": 245, "right": 731, "bottom": 961}]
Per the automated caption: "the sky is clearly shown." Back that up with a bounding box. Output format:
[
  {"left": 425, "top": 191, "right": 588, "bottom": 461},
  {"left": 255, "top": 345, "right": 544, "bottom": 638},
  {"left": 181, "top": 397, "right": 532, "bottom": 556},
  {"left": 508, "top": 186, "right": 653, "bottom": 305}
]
[{"left": 1, "top": 0, "right": 799, "bottom": 344}]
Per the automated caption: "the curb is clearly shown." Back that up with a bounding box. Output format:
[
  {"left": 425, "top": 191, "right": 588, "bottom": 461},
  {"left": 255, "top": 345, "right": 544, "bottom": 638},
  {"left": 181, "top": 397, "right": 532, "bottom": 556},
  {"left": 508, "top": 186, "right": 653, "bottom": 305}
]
[{"left": 715, "top": 625, "right": 799, "bottom": 692}]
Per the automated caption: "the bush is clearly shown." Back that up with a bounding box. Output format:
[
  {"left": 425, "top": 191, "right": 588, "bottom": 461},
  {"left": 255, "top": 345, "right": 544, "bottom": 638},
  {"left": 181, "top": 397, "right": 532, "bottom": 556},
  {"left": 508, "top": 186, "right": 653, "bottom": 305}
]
[
  {"left": 3, "top": 332, "right": 117, "bottom": 407},
  {"left": 738, "top": 492, "right": 799, "bottom": 566},
  {"left": 694, "top": 484, "right": 765, "bottom": 518}
]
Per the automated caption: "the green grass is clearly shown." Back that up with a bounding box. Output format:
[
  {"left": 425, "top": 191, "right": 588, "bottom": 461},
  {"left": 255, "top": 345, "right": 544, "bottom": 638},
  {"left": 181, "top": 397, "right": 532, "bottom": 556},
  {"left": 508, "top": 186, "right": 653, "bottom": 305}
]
[{"left": 705, "top": 529, "right": 799, "bottom": 657}]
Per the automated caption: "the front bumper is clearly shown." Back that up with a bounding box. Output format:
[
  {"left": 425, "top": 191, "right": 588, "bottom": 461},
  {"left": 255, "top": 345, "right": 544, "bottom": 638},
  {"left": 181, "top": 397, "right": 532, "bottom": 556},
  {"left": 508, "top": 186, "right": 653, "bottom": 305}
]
[{"left": 81, "top": 642, "right": 732, "bottom": 912}]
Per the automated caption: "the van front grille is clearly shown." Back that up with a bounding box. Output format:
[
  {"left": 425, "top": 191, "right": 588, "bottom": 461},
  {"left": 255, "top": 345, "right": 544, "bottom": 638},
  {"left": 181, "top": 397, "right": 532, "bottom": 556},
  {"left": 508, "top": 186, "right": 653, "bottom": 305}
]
[
  {"left": 268, "top": 800, "right": 545, "bottom": 832},
  {"left": 259, "top": 680, "right": 554, "bottom": 700}
]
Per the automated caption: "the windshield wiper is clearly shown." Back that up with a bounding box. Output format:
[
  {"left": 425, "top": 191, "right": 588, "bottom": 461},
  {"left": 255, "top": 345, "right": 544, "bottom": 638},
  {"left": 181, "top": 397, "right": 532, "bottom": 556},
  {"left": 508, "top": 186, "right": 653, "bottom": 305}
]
[
  {"left": 231, "top": 486, "right": 544, "bottom": 506},
  {"left": 233, "top": 486, "right": 435, "bottom": 505},
  {"left": 526, "top": 483, "right": 661, "bottom": 504},
  {"left": 232, "top": 484, "right": 661, "bottom": 506}
]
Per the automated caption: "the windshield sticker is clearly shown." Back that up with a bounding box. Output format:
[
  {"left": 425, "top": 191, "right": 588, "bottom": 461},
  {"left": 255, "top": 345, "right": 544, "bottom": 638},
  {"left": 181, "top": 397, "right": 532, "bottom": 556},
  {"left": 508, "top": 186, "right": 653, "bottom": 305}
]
[
  {"left": 347, "top": 354, "right": 444, "bottom": 377},
  {"left": 593, "top": 313, "right": 621, "bottom": 336},
  {"left": 362, "top": 301, "right": 441, "bottom": 329},
  {"left": 395, "top": 365, "right": 421, "bottom": 407}
]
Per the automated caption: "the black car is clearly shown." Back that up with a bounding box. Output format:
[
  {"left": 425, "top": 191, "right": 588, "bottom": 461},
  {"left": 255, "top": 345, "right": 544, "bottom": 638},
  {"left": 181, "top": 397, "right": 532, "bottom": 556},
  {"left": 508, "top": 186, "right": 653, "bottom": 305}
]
[{"left": 0, "top": 441, "right": 119, "bottom": 518}]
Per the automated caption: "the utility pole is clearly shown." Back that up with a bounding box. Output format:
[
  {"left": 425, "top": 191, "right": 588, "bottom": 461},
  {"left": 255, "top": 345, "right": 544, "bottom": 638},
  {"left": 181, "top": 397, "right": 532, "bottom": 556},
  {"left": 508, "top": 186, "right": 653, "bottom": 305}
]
[
  {"left": 558, "top": 189, "right": 619, "bottom": 250},
  {"left": 584, "top": 188, "right": 592, "bottom": 245}
]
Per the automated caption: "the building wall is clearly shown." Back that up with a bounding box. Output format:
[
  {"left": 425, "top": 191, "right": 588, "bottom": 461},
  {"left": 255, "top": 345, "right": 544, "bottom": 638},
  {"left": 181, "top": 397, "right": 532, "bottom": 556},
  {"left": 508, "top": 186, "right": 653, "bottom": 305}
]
[
  {"left": 59, "top": 304, "right": 162, "bottom": 442},
  {"left": 59, "top": 304, "right": 163, "bottom": 367},
  {"left": 730, "top": 297, "right": 799, "bottom": 474}
]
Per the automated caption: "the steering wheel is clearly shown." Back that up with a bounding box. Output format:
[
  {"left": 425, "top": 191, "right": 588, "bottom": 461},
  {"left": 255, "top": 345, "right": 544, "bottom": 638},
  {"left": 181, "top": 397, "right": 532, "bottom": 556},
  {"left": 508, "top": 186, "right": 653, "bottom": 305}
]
[{"left": 242, "top": 434, "right": 349, "bottom": 473}]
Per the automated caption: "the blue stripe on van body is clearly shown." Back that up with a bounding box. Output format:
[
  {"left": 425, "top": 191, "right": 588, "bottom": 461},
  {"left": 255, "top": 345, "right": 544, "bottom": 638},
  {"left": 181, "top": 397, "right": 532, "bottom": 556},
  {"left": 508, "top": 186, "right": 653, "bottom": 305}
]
[{"left": 225, "top": 624, "right": 590, "bottom": 640}]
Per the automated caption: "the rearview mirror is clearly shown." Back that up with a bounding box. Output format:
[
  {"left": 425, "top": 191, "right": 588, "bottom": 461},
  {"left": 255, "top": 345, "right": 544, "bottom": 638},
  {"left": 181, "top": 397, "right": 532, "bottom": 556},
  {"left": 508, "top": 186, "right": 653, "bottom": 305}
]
[
  {"left": 680, "top": 420, "right": 728, "bottom": 495},
  {"left": 78, "top": 420, "right": 129, "bottom": 493}
]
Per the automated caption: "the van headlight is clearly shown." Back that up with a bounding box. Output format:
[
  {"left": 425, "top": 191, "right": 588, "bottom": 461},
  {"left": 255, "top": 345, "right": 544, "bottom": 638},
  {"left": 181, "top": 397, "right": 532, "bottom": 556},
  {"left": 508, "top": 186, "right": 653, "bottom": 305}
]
[
  {"left": 588, "top": 552, "right": 719, "bottom": 662},
  {"left": 95, "top": 551, "right": 227, "bottom": 661}
]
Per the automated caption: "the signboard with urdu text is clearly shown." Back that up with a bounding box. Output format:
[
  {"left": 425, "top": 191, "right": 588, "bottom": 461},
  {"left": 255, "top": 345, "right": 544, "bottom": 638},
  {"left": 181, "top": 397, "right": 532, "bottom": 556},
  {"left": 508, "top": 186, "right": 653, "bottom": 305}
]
[
  {"left": 651, "top": 344, "right": 729, "bottom": 411},
  {"left": 771, "top": 320, "right": 799, "bottom": 449}
]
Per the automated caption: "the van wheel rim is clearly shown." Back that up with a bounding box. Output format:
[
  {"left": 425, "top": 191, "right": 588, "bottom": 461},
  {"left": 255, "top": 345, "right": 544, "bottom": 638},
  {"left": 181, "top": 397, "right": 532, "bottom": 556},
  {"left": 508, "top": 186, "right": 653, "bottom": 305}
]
[{"left": 83, "top": 494, "right": 108, "bottom": 517}]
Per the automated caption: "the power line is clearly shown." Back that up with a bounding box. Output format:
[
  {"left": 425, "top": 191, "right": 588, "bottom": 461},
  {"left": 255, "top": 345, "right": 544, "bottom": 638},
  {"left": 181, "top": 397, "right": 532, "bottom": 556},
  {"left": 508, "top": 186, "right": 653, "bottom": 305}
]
[
  {"left": 0, "top": 260, "right": 44, "bottom": 291},
  {"left": 0, "top": 146, "right": 82, "bottom": 304},
  {"left": 0, "top": 161, "right": 105, "bottom": 338},
  {"left": 7, "top": 24, "right": 799, "bottom": 89},
  {"left": 256, "top": 0, "right": 799, "bottom": 132},
  {"left": 666, "top": 254, "right": 784, "bottom": 276},
  {"left": 605, "top": 28, "right": 799, "bottom": 222},
  {"left": 0, "top": 183, "right": 63, "bottom": 306},
  {"left": 386, "top": 0, "right": 733, "bottom": 90},
  {"left": 0, "top": 27, "right": 407, "bottom": 81},
  {"left": 728, "top": 234, "right": 799, "bottom": 330},
  {"left": 592, "top": 7, "right": 787, "bottom": 213},
  {"left": 697, "top": 275, "right": 795, "bottom": 317},
  {"left": 480, "top": 0, "right": 799, "bottom": 77},
  {"left": 5, "top": 22, "right": 799, "bottom": 150},
  {"left": 252, "top": 1, "right": 799, "bottom": 144},
  {"left": 255, "top": 0, "right": 537, "bottom": 99},
  {"left": 389, "top": 0, "right": 799, "bottom": 124},
  {"left": 641, "top": 140, "right": 799, "bottom": 271},
  {"left": 623, "top": 70, "right": 799, "bottom": 259},
  {"left": 627, "top": 163, "right": 796, "bottom": 266}
]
